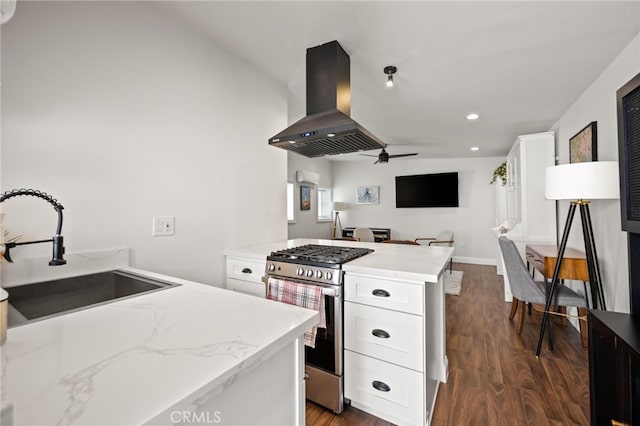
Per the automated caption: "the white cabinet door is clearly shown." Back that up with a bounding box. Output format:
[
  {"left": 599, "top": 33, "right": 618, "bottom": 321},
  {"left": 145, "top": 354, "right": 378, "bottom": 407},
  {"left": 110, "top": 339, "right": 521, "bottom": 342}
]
[
  {"left": 344, "top": 350, "right": 424, "bottom": 426},
  {"left": 225, "top": 257, "right": 266, "bottom": 298},
  {"left": 344, "top": 275, "right": 423, "bottom": 315},
  {"left": 344, "top": 301, "right": 423, "bottom": 371},
  {"left": 226, "top": 277, "right": 265, "bottom": 298},
  {"left": 226, "top": 258, "right": 265, "bottom": 284}
]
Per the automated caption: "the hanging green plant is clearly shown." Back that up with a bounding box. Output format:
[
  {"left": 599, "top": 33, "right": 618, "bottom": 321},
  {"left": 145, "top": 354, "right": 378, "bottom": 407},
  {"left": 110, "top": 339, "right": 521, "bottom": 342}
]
[{"left": 490, "top": 162, "right": 507, "bottom": 186}]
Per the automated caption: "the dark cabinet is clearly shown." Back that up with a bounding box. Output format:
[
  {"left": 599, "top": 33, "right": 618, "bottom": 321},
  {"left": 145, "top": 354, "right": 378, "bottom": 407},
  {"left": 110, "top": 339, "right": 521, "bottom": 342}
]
[{"left": 588, "top": 310, "right": 640, "bottom": 425}]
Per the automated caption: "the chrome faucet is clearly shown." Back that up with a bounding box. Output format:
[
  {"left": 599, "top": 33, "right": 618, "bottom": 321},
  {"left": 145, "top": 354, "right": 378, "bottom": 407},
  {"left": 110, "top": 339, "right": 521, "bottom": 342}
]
[{"left": 0, "top": 189, "right": 66, "bottom": 266}]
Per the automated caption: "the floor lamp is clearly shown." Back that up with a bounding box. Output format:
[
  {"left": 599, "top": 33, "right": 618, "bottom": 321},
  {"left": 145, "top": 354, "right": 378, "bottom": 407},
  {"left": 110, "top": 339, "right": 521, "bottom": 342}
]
[
  {"left": 536, "top": 161, "right": 619, "bottom": 357},
  {"left": 332, "top": 202, "right": 346, "bottom": 239}
]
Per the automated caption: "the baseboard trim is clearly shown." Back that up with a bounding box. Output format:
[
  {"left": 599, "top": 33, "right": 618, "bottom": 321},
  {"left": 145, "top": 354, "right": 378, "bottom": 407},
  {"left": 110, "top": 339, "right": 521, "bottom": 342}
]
[{"left": 453, "top": 256, "right": 496, "bottom": 266}]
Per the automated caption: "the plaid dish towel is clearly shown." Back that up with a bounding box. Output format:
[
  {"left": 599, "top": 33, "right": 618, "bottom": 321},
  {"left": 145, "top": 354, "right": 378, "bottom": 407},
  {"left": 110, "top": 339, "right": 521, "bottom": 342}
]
[{"left": 267, "top": 278, "right": 326, "bottom": 348}]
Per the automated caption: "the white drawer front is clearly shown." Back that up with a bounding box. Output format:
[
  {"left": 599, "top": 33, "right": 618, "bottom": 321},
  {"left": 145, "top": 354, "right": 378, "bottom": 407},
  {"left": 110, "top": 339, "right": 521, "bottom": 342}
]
[
  {"left": 226, "top": 258, "right": 266, "bottom": 284},
  {"left": 344, "top": 350, "right": 424, "bottom": 426},
  {"left": 226, "top": 278, "right": 266, "bottom": 298},
  {"left": 344, "top": 275, "right": 423, "bottom": 315},
  {"left": 345, "top": 302, "right": 423, "bottom": 371}
]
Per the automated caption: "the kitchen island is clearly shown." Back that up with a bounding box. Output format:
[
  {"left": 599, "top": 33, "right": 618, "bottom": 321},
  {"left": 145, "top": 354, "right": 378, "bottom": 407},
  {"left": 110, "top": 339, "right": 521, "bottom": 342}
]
[
  {"left": 225, "top": 238, "right": 452, "bottom": 426},
  {"left": 1, "top": 253, "right": 318, "bottom": 426}
]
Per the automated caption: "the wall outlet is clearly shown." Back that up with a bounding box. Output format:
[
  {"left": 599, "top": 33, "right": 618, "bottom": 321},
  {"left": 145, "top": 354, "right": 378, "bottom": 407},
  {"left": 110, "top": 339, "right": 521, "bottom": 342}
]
[{"left": 152, "top": 216, "right": 175, "bottom": 236}]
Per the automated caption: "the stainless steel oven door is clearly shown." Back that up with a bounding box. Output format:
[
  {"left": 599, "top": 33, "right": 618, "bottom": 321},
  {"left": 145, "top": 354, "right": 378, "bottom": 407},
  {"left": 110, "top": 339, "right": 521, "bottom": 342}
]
[
  {"left": 310, "top": 292, "right": 341, "bottom": 371},
  {"left": 304, "top": 283, "right": 344, "bottom": 413},
  {"left": 264, "top": 275, "right": 344, "bottom": 413}
]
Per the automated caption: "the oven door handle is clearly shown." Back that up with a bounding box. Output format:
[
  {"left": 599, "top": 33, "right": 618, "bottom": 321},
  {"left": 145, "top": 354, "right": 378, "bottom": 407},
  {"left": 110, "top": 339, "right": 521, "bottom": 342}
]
[{"left": 263, "top": 276, "right": 340, "bottom": 298}]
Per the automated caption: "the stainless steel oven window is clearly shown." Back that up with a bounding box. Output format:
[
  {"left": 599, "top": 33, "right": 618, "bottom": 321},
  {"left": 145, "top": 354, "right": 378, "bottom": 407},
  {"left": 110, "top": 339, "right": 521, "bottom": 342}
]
[{"left": 305, "top": 290, "right": 342, "bottom": 375}]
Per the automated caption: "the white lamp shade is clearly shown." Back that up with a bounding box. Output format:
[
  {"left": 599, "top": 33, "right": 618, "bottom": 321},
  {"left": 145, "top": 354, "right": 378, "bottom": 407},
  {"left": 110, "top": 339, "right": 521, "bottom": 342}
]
[
  {"left": 333, "top": 201, "right": 347, "bottom": 211},
  {"left": 545, "top": 161, "right": 620, "bottom": 200}
]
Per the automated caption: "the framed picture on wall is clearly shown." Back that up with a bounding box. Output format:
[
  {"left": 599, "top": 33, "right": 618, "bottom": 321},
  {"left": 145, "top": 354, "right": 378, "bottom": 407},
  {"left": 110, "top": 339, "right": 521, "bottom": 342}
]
[
  {"left": 300, "top": 185, "right": 311, "bottom": 210},
  {"left": 356, "top": 186, "right": 379, "bottom": 204},
  {"left": 570, "top": 121, "right": 598, "bottom": 163}
]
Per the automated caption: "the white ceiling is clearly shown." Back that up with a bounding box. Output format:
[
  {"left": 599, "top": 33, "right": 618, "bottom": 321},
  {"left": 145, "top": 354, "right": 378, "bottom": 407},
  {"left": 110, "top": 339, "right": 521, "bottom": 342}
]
[{"left": 160, "top": 1, "right": 640, "bottom": 161}]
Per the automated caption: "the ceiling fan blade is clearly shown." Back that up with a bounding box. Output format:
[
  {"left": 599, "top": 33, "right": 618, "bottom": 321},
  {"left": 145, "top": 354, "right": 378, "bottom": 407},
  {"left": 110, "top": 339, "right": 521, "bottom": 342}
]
[
  {"left": 373, "top": 159, "right": 380, "bottom": 164},
  {"left": 388, "top": 153, "right": 418, "bottom": 159},
  {"left": 359, "top": 154, "right": 379, "bottom": 157}
]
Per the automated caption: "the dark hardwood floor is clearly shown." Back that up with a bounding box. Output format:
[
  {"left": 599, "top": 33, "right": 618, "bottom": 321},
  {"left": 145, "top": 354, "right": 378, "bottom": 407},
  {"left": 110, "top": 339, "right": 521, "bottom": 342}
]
[{"left": 306, "top": 263, "right": 590, "bottom": 425}]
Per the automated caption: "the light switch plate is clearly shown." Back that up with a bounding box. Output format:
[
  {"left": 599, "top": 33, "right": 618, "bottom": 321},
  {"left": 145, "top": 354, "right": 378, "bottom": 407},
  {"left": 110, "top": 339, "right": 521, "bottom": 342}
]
[{"left": 152, "top": 216, "right": 175, "bottom": 236}]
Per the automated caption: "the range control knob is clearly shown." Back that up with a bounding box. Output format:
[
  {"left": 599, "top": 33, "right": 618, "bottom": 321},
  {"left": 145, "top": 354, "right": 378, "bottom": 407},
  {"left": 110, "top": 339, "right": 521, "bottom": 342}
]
[
  {"left": 297, "top": 267, "right": 304, "bottom": 276},
  {"left": 316, "top": 270, "right": 323, "bottom": 278},
  {"left": 325, "top": 271, "right": 333, "bottom": 281},
  {"left": 306, "top": 269, "right": 314, "bottom": 277},
  {"left": 268, "top": 264, "right": 276, "bottom": 272}
]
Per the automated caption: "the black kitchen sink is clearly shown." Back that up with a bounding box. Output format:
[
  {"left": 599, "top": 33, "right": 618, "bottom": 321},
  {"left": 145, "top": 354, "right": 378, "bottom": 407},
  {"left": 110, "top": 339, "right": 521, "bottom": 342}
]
[{"left": 6, "top": 270, "right": 179, "bottom": 327}]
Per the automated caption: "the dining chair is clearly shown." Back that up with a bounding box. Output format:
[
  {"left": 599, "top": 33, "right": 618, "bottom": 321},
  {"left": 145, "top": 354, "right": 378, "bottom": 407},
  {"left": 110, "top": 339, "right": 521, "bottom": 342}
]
[
  {"left": 353, "top": 228, "right": 375, "bottom": 242},
  {"left": 498, "top": 236, "right": 588, "bottom": 347},
  {"left": 416, "top": 230, "right": 454, "bottom": 272}
]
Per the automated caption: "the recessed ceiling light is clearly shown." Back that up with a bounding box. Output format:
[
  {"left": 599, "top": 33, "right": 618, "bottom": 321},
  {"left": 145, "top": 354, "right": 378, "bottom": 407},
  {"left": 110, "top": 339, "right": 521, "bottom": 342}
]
[
  {"left": 470, "top": 146, "right": 480, "bottom": 151},
  {"left": 288, "top": 141, "right": 296, "bottom": 144},
  {"left": 466, "top": 113, "right": 480, "bottom": 120},
  {"left": 327, "top": 133, "right": 335, "bottom": 137}
]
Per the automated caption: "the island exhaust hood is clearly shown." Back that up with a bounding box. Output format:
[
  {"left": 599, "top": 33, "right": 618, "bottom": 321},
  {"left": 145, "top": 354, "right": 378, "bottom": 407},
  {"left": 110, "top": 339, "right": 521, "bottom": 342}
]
[{"left": 268, "top": 41, "right": 386, "bottom": 158}]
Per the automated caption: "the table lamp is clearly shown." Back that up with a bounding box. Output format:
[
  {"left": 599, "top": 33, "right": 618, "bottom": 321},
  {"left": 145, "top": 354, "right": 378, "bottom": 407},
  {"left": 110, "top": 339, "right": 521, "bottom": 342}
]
[
  {"left": 536, "top": 161, "right": 619, "bottom": 356},
  {"left": 332, "top": 202, "right": 347, "bottom": 238}
]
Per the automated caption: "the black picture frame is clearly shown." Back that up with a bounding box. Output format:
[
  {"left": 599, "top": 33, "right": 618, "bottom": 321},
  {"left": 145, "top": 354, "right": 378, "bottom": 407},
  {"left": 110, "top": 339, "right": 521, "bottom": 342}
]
[{"left": 569, "top": 121, "right": 598, "bottom": 163}]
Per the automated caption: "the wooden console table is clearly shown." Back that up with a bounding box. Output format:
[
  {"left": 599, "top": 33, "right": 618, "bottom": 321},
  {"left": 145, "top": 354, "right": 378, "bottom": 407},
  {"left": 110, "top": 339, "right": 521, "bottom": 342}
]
[
  {"left": 526, "top": 244, "right": 592, "bottom": 308},
  {"left": 525, "top": 244, "right": 589, "bottom": 282},
  {"left": 526, "top": 244, "right": 591, "bottom": 348}
]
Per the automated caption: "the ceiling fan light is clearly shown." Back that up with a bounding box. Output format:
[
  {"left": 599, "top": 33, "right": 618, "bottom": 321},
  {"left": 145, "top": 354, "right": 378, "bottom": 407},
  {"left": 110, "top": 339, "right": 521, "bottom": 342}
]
[
  {"left": 386, "top": 75, "right": 394, "bottom": 87},
  {"left": 384, "top": 65, "right": 397, "bottom": 88}
]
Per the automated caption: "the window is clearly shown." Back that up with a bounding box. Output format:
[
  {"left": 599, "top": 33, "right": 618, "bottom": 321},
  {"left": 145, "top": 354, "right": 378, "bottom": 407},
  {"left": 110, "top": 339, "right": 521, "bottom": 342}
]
[
  {"left": 287, "top": 182, "right": 295, "bottom": 223},
  {"left": 317, "top": 186, "right": 332, "bottom": 222}
]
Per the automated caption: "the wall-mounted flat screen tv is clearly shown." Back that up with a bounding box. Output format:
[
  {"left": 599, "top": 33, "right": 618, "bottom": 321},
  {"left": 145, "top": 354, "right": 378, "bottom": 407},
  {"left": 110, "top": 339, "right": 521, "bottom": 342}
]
[{"left": 395, "top": 172, "right": 459, "bottom": 208}]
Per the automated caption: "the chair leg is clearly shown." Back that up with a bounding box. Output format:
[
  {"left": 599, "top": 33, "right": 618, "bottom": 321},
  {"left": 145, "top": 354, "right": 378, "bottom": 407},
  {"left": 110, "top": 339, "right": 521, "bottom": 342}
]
[
  {"left": 509, "top": 297, "right": 519, "bottom": 320},
  {"left": 560, "top": 306, "right": 568, "bottom": 326},
  {"left": 517, "top": 301, "right": 526, "bottom": 335},
  {"left": 578, "top": 307, "right": 588, "bottom": 348}
]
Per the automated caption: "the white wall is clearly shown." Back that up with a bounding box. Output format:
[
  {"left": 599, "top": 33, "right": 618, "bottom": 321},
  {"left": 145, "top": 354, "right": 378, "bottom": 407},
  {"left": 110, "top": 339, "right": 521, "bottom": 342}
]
[
  {"left": 287, "top": 153, "right": 333, "bottom": 239},
  {"left": 550, "top": 33, "right": 640, "bottom": 313},
  {"left": 0, "top": 2, "right": 288, "bottom": 286},
  {"left": 332, "top": 156, "right": 504, "bottom": 263}
]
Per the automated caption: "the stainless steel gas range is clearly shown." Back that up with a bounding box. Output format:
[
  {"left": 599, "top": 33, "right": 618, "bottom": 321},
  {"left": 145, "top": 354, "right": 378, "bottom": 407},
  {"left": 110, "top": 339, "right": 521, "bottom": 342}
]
[{"left": 263, "top": 244, "right": 373, "bottom": 414}]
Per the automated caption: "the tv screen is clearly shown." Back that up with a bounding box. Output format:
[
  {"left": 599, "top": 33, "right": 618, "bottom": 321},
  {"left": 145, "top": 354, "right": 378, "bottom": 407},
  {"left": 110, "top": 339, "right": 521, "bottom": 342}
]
[{"left": 395, "top": 172, "right": 459, "bottom": 208}]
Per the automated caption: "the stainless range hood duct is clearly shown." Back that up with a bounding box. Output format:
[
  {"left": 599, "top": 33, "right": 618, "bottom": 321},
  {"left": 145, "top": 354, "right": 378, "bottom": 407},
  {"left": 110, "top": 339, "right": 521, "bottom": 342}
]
[{"left": 269, "top": 41, "right": 386, "bottom": 158}]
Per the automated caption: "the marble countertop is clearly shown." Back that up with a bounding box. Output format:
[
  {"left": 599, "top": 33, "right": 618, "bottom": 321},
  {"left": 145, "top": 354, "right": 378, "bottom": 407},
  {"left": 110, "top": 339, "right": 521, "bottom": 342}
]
[
  {"left": 225, "top": 238, "right": 453, "bottom": 284},
  {"left": 1, "top": 267, "right": 318, "bottom": 425}
]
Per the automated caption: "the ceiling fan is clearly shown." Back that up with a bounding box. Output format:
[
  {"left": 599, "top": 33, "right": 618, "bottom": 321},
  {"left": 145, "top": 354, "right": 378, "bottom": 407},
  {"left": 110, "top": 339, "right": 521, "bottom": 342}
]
[{"left": 360, "top": 148, "right": 418, "bottom": 164}]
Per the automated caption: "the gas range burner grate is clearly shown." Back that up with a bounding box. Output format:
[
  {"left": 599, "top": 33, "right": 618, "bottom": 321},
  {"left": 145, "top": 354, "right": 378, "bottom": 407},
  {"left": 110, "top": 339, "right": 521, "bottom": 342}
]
[{"left": 267, "top": 244, "right": 373, "bottom": 267}]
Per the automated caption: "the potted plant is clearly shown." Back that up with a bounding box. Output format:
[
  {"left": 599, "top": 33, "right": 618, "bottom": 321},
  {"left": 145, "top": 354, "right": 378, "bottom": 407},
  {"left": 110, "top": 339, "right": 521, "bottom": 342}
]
[{"left": 490, "top": 162, "right": 507, "bottom": 186}]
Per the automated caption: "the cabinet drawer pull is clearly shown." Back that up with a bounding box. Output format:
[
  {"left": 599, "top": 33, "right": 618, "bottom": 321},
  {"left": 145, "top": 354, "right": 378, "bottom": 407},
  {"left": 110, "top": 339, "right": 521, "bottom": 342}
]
[
  {"left": 372, "top": 380, "right": 391, "bottom": 392},
  {"left": 372, "top": 329, "right": 390, "bottom": 339},
  {"left": 372, "top": 289, "right": 390, "bottom": 298},
  {"left": 241, "top": 268, "right": 252, "bottom": 274}
]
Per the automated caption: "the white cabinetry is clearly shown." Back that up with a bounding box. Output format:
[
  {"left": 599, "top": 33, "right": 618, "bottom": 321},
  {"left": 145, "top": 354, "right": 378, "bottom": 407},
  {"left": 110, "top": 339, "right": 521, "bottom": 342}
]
[
  {"left": 225, "top": 257, "right": 266, "bottom": 298},
  {"left": 495, "top": 131, "right": 556, "bottom": 301},
  {"left": 344, "top": 273, "right": 439, "bottom": 426}
]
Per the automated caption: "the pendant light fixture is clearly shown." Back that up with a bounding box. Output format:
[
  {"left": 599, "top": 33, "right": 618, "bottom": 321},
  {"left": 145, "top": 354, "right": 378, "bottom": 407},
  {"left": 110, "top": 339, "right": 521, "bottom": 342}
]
[{"left": 384, "top": 65, "right": 397, "bottom": 87}]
